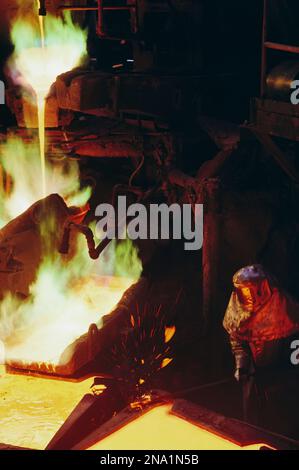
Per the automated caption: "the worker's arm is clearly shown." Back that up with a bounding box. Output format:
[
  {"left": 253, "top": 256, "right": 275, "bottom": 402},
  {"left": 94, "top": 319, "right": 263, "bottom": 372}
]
[{"left": 230, "top": 337, "right": 254, "bottom": 382}]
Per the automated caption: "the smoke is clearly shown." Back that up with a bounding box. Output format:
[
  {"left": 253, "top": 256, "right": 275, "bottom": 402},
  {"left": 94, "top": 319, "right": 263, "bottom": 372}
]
[{"left": 0, "top": 137, "right": 91, "bottom": 228}]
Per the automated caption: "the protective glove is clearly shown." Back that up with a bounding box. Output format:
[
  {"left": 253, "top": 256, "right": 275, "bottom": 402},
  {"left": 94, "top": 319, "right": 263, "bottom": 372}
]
[{"left": 231, "top": 338, "right": 255, "bottom": 382}]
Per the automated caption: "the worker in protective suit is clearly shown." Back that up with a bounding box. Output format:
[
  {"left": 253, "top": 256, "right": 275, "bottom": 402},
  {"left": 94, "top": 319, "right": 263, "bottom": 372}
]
[{"left": 223, "top": 264, "right": 299, "bottom": 423}]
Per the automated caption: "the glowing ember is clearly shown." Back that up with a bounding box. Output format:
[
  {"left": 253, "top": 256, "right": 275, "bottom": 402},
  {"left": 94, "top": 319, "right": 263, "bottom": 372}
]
[
  {"left": 160, "top": 357, "right": 173, "bottom": 369},
  {"left": 88, "top": 404, "right": 269, "bottom": 451}
]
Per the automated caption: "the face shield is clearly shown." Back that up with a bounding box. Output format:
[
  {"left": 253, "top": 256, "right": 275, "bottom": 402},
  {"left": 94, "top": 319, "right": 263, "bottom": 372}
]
[{"left": 233, "top": 265, "right": 273, "bottom": 312}]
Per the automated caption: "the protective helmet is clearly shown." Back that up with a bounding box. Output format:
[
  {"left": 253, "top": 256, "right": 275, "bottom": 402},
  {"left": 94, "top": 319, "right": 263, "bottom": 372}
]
[{"left": 233, "top": 265, "right": 273, "bottom": 312}]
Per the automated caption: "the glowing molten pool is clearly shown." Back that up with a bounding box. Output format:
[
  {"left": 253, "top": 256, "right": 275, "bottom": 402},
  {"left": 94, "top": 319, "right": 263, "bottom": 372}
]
[
  {"left": 87, "top": 404, "right": 268, "bottom": 451},
  {"left": 0, "top": 366, "right": 94, "bottom": 449},
  {"left": 0, "top": 377, "right": 271, "bottom": 451}
]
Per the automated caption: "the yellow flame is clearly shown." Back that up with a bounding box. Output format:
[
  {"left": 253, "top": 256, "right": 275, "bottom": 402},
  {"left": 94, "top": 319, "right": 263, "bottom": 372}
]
[
  {"left": 0, "top": 7, "right": 143, "bottom": 369},
  {"left": 8, "top": 12, "right": 87, "bottom": 195},
  {"left": 0, "top": 236, "right": 141, "bottom": 365},
  {"left": 0, "top": 137, "right": 142, "bottom": 365},
  {"left": 165, "top": 326, "right": 176, "bottom": 344},
  {"left": 10, "top": 13, "right": 87, "bottom": 99},
  {"left": 0, "top": 137, "right": 90, "bottom": 228}
]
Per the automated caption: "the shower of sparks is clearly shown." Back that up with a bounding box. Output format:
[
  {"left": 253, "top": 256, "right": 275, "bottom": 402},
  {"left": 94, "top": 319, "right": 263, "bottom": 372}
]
[{"left": 107, "top": 304, "right": 177, "bottom": 399}]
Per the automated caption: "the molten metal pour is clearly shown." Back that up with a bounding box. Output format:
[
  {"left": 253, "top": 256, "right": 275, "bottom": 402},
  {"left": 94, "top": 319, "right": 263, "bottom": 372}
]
[{"left": 8, "top": 8, "right": 87, "bottom": 197}]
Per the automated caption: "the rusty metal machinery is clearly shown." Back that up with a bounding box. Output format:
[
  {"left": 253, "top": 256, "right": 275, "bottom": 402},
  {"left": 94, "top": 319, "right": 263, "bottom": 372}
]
[
  {"left": 54, "top": 0, "right": 201, "bottom": 71},
  {"left": 55, "top": 70, "right": 200, "bottom": 125},
  {"left": 6, "top": 0, "right": 203, "bottom": 168},
  {"left": 254, "top": 1, "right": 299, "bottom": 141},
  {"left": 56, "top": 1, "right": 196, "bottom": 41},
  {"left": 251, "top": 59, "right": 299, "bottom": 141}
]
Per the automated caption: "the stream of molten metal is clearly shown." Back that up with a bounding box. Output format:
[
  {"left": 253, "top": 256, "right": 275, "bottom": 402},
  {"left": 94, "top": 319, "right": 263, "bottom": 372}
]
[
  {"left": 39, "top": 14, "right": 45, "bottom": 48},
  {"left": 9, "top": 11, "right": 87, "bottom": 196},
  {"left": 37, "top": 14, "right": 46, "bottom": 195},
  {"left": 37, "top": 94, "right": 46, "bottom": 196}
]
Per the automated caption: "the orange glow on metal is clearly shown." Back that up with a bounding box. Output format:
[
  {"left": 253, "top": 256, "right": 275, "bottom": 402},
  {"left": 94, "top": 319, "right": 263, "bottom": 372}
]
[{"left": 88, "top": 404, "right": 270, "bottom": 451}]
